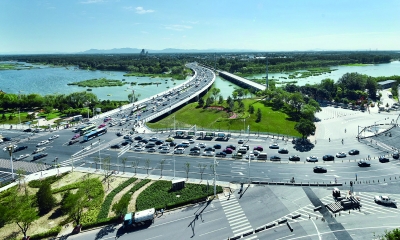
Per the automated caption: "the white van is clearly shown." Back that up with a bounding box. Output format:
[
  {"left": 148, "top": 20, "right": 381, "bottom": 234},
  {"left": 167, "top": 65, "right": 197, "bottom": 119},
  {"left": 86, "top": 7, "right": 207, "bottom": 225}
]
[
  {"left": 257, "top": 153, "right": 268, "bottom": 160},
  {"left": 238, "top": 147, "right": 247, "bottom": 154}
]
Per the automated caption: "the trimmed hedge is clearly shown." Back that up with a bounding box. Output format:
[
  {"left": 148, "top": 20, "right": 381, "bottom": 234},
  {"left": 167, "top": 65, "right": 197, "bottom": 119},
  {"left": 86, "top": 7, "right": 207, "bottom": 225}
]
[
  {"left": 29, "top": 226, "right": 62, "bottom": 240},
  {"left": 79, "top": 178, "right": 105, "bottom": 225},
  {"left": 96, "top": 177, "right": 137, "bottom": 221},
  {"left": 136, "top": 181, "right": 222, "bottom": 211},
  {"left": 51, "top": 182, "right": 82, "bottom": 194},
  {"left": 28, "top": 172, "right": 70, "bottom": 188},
  {"left": 112, "top": 179, "right": 151, "bottom": 215},
  {"left": 82, "top": 216, "right": 117, "bottom": 230}
]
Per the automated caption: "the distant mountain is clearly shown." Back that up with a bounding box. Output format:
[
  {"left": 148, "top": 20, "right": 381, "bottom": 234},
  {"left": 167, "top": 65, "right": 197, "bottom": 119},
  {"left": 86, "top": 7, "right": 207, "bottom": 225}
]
[{"left": 79, "top": 48, "right": 258, "bottom": 54}]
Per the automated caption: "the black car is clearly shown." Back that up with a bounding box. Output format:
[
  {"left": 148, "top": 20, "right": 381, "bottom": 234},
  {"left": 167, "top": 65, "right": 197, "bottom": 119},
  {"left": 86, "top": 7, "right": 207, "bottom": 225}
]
[
  {"left": 138, "top": 139, "right": 148, "bottom": 144},
  {"left": 358, "top": 160, "right": 371, "bottom": 167},
  {"left": 215, "top": 152, "right": 227, "bottom": 157},
  {"left": 32, "top": 153, "right": 48, "bottom": 161},
  {"left": 313, "top": 166, "right": 327, "bottom": 173},
  {"left": 348, "top": 149, "right": 360, "bottom": 155},
  {"left": 23, "top": 128, "right": 32, "bottom": 132},
  {"left": 323, "top": 155, "right": 335, "bottom": 161},
  {"left": 204, "top": 147, "right": 215, "bottom": 152},
  {"left": 213, "top": 144, "right": 222, "bottom": 149},
  {"left": 169, "top": 141, "right": 177, "bottom": 147},
  {"left": 121, "top": 141, "right": 131, "bottom": 146},
  {"left": 278, "top": 148, "right": 289, "bottom": 154},
  {"left": 13, "top": 146, "right": 28, "bottom": 152},
  {"left": 110, "top": 144, "right": 122, "bottom": 149},
  {"left": 116, "top": 132, "right": 123, "bottom": 137},
  {"left": 226, "top": 145, "right": 236, "bottom": 150},
  {"left": 289, "top": 155, "right": 300, "bottom": 161},
  {"left": 155, "top": 140, "right": 164, "bottom": 145},
  {"left": 134, "top": 136, "right": 143, "bottom": 140},
  {"left": 190, "top": 146, "right": 201, "bottom": 151},
  {"left": 270, "top": 155, "right": 281, "bottom": 161},
  {"left": 69, "top": 139, "right": 79, "bottom": 145},
  {"left": 2, "top": 137, "right": 12, "bottom": 141},
  {"left": 393, "top": 151, "right": 399, "bottom": 159},
  {"left": 379, "top": 156, "right": 390, "bottom": 163},
  {"left": 189, "top": 150, "right": 200, "bottom": 156}
]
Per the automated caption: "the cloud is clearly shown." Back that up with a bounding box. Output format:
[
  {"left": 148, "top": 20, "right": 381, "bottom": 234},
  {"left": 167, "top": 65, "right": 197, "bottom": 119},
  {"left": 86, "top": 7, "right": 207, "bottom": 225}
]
[
  {"left": 134, "top": 7, "right": 154, "bottom": 14},
  {"left": 164, "top": 25, "right": 192, "bottom": 31},
  {"left": 80, "top": 0, "right": 104, "bottom": 4}
]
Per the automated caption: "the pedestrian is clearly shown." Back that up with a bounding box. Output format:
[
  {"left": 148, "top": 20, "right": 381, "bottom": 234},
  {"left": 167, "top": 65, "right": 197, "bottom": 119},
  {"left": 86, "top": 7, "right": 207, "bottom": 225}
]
[{"left": 161, "top": 208, "right": 164, "bottom": 216}]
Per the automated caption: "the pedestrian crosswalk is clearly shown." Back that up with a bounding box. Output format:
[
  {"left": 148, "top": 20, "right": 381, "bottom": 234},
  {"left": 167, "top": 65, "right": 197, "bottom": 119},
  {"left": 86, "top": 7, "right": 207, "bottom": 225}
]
[
  {"left": 219, "top": 193, "right": 257, "bottom": 239},
  {"left": 320, "top": 192, "right": 400, "bottom": 216}
]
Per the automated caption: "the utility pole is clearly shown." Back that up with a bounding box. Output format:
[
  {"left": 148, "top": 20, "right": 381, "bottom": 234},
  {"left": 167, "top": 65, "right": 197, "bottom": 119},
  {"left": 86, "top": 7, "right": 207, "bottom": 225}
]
[{"left": 265, "top": 54, "right": 269, "bottom": 90}]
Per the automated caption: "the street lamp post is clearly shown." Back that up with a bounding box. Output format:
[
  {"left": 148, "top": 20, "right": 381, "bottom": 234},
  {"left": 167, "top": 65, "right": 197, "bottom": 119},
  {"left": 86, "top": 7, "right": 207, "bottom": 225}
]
[
  {"left": 7, "top": 145, "right": 14, "bottom": 180},
  {"left": 98, "top": 138, "right": 102, "bottom": 171},
  {"left": 18, "top": 91, "right": 21, "bottom": 129}
]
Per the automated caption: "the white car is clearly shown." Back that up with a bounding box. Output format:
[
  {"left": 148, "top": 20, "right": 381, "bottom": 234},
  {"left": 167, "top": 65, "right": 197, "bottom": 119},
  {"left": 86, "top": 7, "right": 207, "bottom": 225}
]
[
  {"left": 188, "top": 139, "right": 195, "bottom": 144},
  {"left": 198, "top": 143, "right": 207, "bottom": 148},
  {"left": 374, "top": 195, "right": 396, "bottom": 205},
  {"left": 269, "top": 144, "right": 279, "bottom": 149},
  {"left": 245, "top": 154, "right": 255, "bottom": 160},
  {"left": 202, "top": 151, "right": 215, "bottom": 157},
  {"left": 147, "top": 147, "right": 156, "bottom": 152},
  {"left": 36, "top": 140, "right": 50, "bottom": 147},
  {"left": 174, "top": 148, "right": 185, "bottom": 154},
  {"left": 306, "top": 156, "right": 319, "bottom": 162},
  {"left": 159, "top": 148, "right": 170, "bottom": 154},
  {"left": 33, "top": 147, "right": 46, "bottom": 154},
  {"left": 15, "top": 154, "right": 30, "bottom": 161},
  {"left": 336, "top": 152, "right": 347, "bottom": 158},
  {"left": 48, "top": 135, "right": 59, "bottom": 141},
  {"left": 134, "top": 147, "right": 144, "bottom": 152}
]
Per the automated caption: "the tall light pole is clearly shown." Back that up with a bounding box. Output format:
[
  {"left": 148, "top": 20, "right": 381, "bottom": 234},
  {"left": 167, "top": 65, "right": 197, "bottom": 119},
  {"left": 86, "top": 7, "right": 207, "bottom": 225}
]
[
  {"left": 98, "top": 138, "right": 102, "bottom": 171},
  {"left": 18, "top": 91, "right": 21, "bottom": 129},
  {"left": 7, "top": 145, "right": 14, "bottom": 180},
  {"left": 248, "top": 155, "right": 251, "bottom": 184},
  {"left": 213, "top": 155, "right": 218, "bottom": 197},
  {"left": 173, "top": 152, "right": 176, "bottom": 178}
]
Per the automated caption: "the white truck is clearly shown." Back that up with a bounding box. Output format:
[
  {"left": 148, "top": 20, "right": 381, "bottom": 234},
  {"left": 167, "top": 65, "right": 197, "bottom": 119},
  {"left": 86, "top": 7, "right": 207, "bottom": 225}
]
[
  {"left": 374, "top": 195, "right": 396, "bottom": 205},
  {"left": 123, "top": 208, "right": 155, "bottom": 228}
]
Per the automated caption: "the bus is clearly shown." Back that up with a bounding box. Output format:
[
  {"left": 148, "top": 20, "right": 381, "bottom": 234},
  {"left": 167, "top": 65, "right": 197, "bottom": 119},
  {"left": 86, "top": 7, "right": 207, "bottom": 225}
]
[
  {"left": 83, "top": 127, "right": 107, "bottom": 141},
  {"left": 80, "top": 125, "right": 96, "bottom": 135}
]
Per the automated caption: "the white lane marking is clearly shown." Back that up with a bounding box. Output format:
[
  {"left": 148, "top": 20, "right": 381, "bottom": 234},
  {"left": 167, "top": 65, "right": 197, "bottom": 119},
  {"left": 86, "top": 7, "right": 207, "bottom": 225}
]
[{"left": 198, "top": 227, "right": 227, "bottom": 236}]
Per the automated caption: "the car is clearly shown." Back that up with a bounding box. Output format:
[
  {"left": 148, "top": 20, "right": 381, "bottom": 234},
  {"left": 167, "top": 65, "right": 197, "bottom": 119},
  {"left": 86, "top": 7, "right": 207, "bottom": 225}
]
[
  {"left": 147, "top": 147, "right": 157, "bottom": 152},
  {"left": 198, "top": 143, "right": 207, "bottom": 148},
  {"left": 181, "top": 141, "right": 190, "bottom": 147},
  {"left": 215, "top": 152, "right": 227, "bottom": 158},
  {"left": 379, "top": 156, "right": 390, "bottom": 163},
  {"left": 253, "top": 146, "right": 263, "bottom": 151},
  {"left": 190, "top": 146, "right": 201, "bottom": 151},
  {"left": 123, "top": 135, "right": 131, "bottom": 139},
  {"left": 155, "top": 140, "right": 164, "bottom": 145},
  {"left": 72, "top": 134, "right": 80, "bottom": 140},
  {"left": 13, "top": 146, "right": 28, "bottom": 152},
  {"left": 245, "top": 154, "right": 255, "bottom": 160},
  {"left": 313, "top": 166, "right": 327, "bottom": 173},
  {"left": 204, "top": 147, "right": 215, "bottom": 152},
  {"left": 159, "top": 148, "right": 170, "bottom": 154},
  {"left": 149, "top": 137, "right": 159, "bottom": 142},
  {"left": 242, "top": 144, "right": 250, "bottom": 150},
  {"left": 232, "top": 153, "right": 243, "bottom": 159},
  {"left": 226, "top": 144, "right": 236, "bottom": 150},
  {"left": 358, "top": 160, "right": 371, "bottom": 167},
  {"left": 69, "top": 139, "right": 80, "bottom": 145},
  {"left": 306, "top": 156, "right": 319, "bottom": 162},
  {"left": 238, "top": 139, "right": 244, "bottom": 144},
  {"left": 289, "top": 155, "right": 300, "bottom": 161},
  {"left": 336, "top": 152, "right": 347, "bottom": 158},
  {"left": 189, "top": 150, "right": 200, "bottom": 156},
  {"left": 32, "top": 153, "right": 48, "bottom": 161},
  {"left": 174, "top": 148, "right": 185, "bottom": 154},
  {"left": 23, "top": 128, "right": 32, "bottom": 132},
  {"left": 121, "top": 141, "right": 131, "bottom": 146},
  {"left": 270, "top": 155, "right": 281, "bottom": 161},
  {"left": 134, "top": 147, "right": 144, "bottom": 152},
  {"left": 134, "top": 136, "right": 143, "bottom": 140},
  {"left": 169, "top": 141, "right": 177, "bottom": 147},
  {"left": 138, "top": 139, "right": 148, "bottom": 144},
  {"left": 116, "top": 132, "right": 123, "bottom": 137},
  {"left": 165, "top": 137, "right": 174, "bottom": 142},
  {"left": 374, "top": 195, "right": 396, "bottom": 205},
  {"left": 393, "top": 151, "right": 399, "bottom": 159},
  {"left": 251, "top": 150, "right": 260, "bottom": 156},
  {"left": 188, "top": 139, "right": 195, "bottom": 144},
  {"left": 269, "top": 144, "right": 279, "bottom": 149},
  {"left": 278, "top": 148, "right": 289, "bottom": 154},
  {"left": 2, "top": 137, "right": 12, "bottom": 141},
  {"left": 15, "top": 154, "right": 30, "bottom": 161},
  {"left": 223, "top": 148, "right": 233, "bottom": 154},
  {"left": 348, "top": 149, "right": 360, "bottom": 155},
  {"left": 323, "top": 155, "right": 335, "bottom": 161},
  {"left": 202, "top": 151, "right": 215, "bottom": 157},
  {"left": 213, "top": 144, "right": 222, "bottom": 149},
  {"left": 33, "top": 147, "right": 46, "bottom": 154},
  {"left": 36, "top": 140, "right": 50, "bottom": 147},
  {"left": 110, "top": 144, "right": 122, "bottom": 149}
]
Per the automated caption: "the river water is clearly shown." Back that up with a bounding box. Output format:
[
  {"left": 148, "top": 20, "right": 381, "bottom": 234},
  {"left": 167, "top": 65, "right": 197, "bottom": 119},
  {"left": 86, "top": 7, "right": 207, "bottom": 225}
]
[{"left": 0, "top": 61, "right": 398, "bottom": 101}]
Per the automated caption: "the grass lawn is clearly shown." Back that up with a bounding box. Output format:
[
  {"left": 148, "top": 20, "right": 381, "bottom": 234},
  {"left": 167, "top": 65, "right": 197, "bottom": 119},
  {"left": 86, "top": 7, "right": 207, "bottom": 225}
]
[
  {"left": 147, "top": 99, "right": 301, "bottom": 137},
  {"left": 37, "top": 111, "right": 63, "bottom": 120}
]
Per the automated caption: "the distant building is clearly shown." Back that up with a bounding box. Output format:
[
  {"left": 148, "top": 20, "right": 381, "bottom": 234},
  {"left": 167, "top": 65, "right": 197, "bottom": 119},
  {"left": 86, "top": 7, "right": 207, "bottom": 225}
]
[
  {"left": 140, "top": 49, "right": 146, "bottom": 56},
  {"left": 378, "top": 80, "right": 397, "bottom": 89}
]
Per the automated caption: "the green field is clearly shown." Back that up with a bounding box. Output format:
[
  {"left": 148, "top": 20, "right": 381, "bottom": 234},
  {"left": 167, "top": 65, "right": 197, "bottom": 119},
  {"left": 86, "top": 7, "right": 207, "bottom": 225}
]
[
  {"left": 0, "top": 63, "right": 17, "bottom": 70},
  {"left": 147, "top": 99, "right": 301, "bottom": 137},
  {"left": 67, "top": 78, "right": 126, "bottom": 87},
  {"left": 341, "top": 63, "right": 372, "bottom": 66}
]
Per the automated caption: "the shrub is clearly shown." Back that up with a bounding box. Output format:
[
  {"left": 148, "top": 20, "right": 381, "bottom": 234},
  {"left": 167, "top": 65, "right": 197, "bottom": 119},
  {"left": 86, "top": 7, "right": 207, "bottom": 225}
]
[
  {"left": 29, "top": 226, "right": 62, "bottom": 240},
  {"left": 36, "top": 182, "right": 56, "bottom": 215},
  {"left": 112, "top": 179, "right": 151, "bottom": 216},
  {"left": 52, "top": 182, "right": 82, "bottom": 194},
  {"left": 28, "top": 172, "right": 70, "bottom": 188},
  {"left": 81, "top": 217, "right": 117, "bottom": 230},
  {"left": 80, "top": 178, "right": 105, "bottom": 225},
  {"left": 96, "top": 177, "right": 137, "bottom": 221},
  {"left": 136, "top": 181, "right": 222, "bottom": 211}
]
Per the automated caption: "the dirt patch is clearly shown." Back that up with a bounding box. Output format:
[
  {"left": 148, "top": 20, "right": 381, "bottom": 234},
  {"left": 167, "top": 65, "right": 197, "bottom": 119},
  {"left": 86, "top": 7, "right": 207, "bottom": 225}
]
[
  {"left": 127, "top": 180, "right": 154, "bottom": 213},
  {"left": 108, "top": 178, "right": 141, "bottom": 218},
  {"left": 50, "top": 171, "right": 87, "bottom": 189}
]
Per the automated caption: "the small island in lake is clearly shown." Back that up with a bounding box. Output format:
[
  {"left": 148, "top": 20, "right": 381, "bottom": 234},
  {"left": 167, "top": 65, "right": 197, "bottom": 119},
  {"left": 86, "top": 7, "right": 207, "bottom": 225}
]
[{"left": 67, "top": 78, "right": 127, "bottom": 87}]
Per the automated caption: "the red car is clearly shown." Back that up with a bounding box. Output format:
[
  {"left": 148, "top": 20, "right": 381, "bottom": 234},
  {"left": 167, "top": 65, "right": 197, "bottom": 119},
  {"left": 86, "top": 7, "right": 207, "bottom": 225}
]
[
  {"left": 98, "top": 124, "right": 106, "bottom": 128},
  {"left": 223, "top": 148, "right": 233, "bottom": 154},
  {"left": 253, "top": 146, "right": 263, "bottom": 151}
]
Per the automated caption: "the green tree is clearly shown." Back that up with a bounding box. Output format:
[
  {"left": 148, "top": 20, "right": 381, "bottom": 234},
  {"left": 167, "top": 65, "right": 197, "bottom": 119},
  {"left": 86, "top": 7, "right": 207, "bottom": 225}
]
[
  {"left": 218, "top": 95, "right": 224, "bottom": 104},
  {"left": 132, "top": 158, "right": 140, "bottom": 175},
  {"left": 205, "top": 97, "right": 213, "bottom": 107},
  {"left": 211, "top": 88, "right": 221, "bottom": 104},
  {"left": 198, "top": 98, "right": 204, "bottom": 107},
  {"left": 198, "top": 163, "right": 207, "bottom": 181},
  {"left": 256, "top": 108, "right": 262, "bottom": 122},
  {"left": 294, "top": 118, "right": 316, "bottom": 139},
  {"left": 145, "top": 159, "right": 151, "bottom": 175},
  {"left": 289, "top": 92, "right": 305, "bottom": 113},
  {"left": 248, "top": 105, "right": 255, "bottom": 114},
  {"left": 121, "top": 157, "right": 127, "bottom": 174},
  {"left": 62, "top": 191, "right": 86, "bottom": 226},
  {"left": 378, "top": 228, "right": 400, "bottom": 239},
  {"left": 183, "top": 161, "right": 190, "bottom": 180},
  {"left": 36, "top": 182, "right": 56, "bottom": 215},
  {"left": 11, "top": 191, "right": 38, "bottom": 239}
]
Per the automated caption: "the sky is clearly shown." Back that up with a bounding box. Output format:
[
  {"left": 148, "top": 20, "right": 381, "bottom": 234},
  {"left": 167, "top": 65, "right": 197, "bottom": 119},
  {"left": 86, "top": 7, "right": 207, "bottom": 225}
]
[{"left": 0, "top": 0, "right": 399, "bottom": 54}]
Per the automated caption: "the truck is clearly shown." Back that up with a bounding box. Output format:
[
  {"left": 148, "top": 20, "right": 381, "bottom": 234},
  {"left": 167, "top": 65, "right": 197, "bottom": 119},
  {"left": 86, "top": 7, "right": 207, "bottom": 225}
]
[
  {"left": 123, "top": 208, "right": 155, "bottom": 228},
  {"left": 374, "top": 195, "right": 396, "bottom": 205}
]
